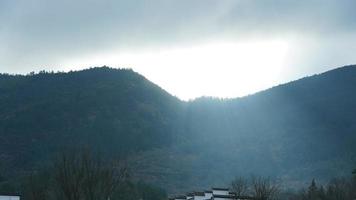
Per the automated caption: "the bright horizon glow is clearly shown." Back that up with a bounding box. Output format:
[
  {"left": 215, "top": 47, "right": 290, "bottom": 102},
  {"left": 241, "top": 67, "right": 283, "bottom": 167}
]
[{"left": 62, "top": 39, "right": 290, "bottom": 100}]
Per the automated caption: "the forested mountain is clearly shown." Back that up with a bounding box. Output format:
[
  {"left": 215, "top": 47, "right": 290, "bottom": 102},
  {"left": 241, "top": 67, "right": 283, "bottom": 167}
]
[
  {"left": 0, "top": 65, "right": 355, "bottom": 193},
  {"left": 0, "top": 67, "right": 182, "bottom": 174}
]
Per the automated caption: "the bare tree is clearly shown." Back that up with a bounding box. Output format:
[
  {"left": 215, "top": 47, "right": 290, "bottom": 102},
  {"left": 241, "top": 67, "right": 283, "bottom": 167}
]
[
  {"left": 54, "top": 152, "right": 84, "bottom": 200},
  {"left": 326, "top": 178, "right": 353, "bottom": 200},
  {"left": 54, "top": 150, "right": 127, "bottom": 200},
  {"left": 251, "top": 176, "right": 280, "bottom": 200},
  {"left": 81, "top": 151, "right": 128, "bottom": 200},
  {"left": 23, "top": 171, "right": 50, "bottom": 200},
  {"left": 231, "top": 176, "right": 249, "bottom": 197}
]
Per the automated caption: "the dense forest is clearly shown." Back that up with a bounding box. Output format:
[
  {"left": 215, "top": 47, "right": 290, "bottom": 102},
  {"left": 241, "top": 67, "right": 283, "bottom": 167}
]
[{"left": 0, "top": 65, "right": 355, "bottom": 196}]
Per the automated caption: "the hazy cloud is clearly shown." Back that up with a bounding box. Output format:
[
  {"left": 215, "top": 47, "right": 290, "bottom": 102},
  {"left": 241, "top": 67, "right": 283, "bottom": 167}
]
[{"left": 1, "top": 0, "right": 356, "bottom": 95}]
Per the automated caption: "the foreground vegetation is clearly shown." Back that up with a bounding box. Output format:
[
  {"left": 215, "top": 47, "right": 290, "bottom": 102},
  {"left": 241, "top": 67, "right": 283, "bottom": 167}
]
[
  {"left": 0, "top": 148, "right": 354, "bottom": 200},
  {"left": 231, "top": 170, "right": 356, "bottom": 200},
  {"left": 286, "top": 177, "right": 356, "bottom": 200},
  {"left": 0, "top": 150, "right": 167, "bottom": 200}
]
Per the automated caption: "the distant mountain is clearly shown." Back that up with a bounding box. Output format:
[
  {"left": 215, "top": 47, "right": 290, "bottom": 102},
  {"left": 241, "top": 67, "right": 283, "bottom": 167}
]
[{"left": 0, "top": 65, "right": 355, "bottom": 193}]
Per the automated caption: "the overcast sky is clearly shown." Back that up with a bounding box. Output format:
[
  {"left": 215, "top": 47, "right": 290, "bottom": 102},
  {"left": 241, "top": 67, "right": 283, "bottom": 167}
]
[{"left": 1, "top": 0, "right": 356, "bottom": 100}]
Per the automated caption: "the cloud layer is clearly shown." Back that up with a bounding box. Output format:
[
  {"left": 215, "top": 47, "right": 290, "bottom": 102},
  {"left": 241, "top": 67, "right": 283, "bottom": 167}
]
[{"left": 1, "top": 0, "right": 356, "bottom": 98}]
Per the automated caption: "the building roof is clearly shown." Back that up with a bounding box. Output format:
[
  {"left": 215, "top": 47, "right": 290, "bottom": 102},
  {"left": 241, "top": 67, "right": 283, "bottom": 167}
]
[
  {"left": 236, "top": 196, "right": 255, "bottom": 199},
  {"left": 212, "top": 187, "right": 229, "bottom": 191},
  {"left": 168, "top": 187, "right": 254, "bottom": 200},
  {"left": 173, "top": 195, "right": 186, "bottom": 200},
  {"left": 212, "top": 194, "right": 235, "bottom": 198},
  {"left": 194, "top": 192, "right": 205, "bottom": 196},
  {"left": 186, "top": 192, "right": 194, "bottom": 197}
]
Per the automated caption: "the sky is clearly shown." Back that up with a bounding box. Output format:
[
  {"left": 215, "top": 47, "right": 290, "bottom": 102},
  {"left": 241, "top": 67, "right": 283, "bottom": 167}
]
[{"left": 1, "top": 0, "right": 356, "bottom": 100}]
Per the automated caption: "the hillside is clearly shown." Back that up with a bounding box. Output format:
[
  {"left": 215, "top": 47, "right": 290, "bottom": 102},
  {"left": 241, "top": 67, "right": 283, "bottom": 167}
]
[
  {"left": 127, "top": 66, "right": 356, "bottom": 192},
  {"left": 0, "top": 65, "right": 355, "bottom": 193},
  {"left": 0, "top": 67, "right": 182, "bottom": 175}
]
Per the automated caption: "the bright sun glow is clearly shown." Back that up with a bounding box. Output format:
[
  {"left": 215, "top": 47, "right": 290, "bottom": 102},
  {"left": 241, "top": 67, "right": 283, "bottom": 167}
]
[{"left": 63, "top": 39, "right": 290, "bottom": 100}]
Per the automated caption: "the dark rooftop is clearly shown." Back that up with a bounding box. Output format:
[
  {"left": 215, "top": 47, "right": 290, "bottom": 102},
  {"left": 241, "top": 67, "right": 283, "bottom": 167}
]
[
  {"left": 212, "top": 187, "right": 229, "bottom": 191},
  {"left": 212, "top": 194, "right": 234, "bottom": 198},
  {"left": 194, "top": 192, "right": 205, "bottom": 196}
]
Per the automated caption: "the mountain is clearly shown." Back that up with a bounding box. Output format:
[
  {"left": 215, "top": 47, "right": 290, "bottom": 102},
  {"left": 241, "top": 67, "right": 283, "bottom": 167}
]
[
  {"left": 0, "top": 67, "right": 182, "bottom": 173},
  {"left": 128, "top": 65, "right": 356, "bottom": 192},
  {"left": 0, "top": 65, "right": 355, "bottom": 193}
]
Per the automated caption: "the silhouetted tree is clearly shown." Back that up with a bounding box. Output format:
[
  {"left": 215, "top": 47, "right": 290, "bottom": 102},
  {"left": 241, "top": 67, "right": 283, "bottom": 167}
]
[
  {"left": 22, "top": 171, "right": 51, "bottom": 200},
  {"left": 54, "top": 152, "right": 85, "bottom": 200},
  {"left": 251, "top": 176, "right": 280, "bottom": 200},
  {"left": 81, "top": 151, "right": 128, "bottom": 200},
  {"left": 54, "top": 150, "right": 127, "bottom": 200},
  {"left": 306, "top": 179, "right": 319, "bottom": 200},
  {"left": 231, "top": 176, "right": 249, "bottom": 196},
  {"left": 317, "top": 186, "right": 326, "bottom": 200}
]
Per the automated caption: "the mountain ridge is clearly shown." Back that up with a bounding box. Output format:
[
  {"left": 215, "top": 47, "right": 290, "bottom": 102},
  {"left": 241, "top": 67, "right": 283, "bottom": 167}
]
[{"left": 0, "top": 65, "right": 355, "bottom": 193}]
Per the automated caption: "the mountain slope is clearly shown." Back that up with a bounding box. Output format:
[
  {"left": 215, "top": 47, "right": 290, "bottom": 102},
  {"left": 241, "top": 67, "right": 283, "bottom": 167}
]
[
  {"left": 0, "top": 65, "right": 355, "bottom": 193},
  {"left": 129, "top": 65, "right": 356, "bottom": 192},
  {"left": 0, "top": 67, "right": 182, "bottom": 173}
]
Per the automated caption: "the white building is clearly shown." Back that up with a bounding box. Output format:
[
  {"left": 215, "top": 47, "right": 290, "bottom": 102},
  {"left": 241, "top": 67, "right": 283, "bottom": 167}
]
[
  {"left": 212, "top": 194, "right": 235, "bottom": 200},
  {"left": 0, "top": 196, "right": 20, "bottom": 200},
  {"left": 204, "top": 191, "right": 213, "bottom": 199},
  {"left": 212, "top": 188, "right": 229, "bottom": 196},
  {"left": 170, "top": 196, "right": 186, "bottom": 200},
  {"left": 170, "top": 187, "right": 253, "bottom": 200},
  {"left": 193, "top": 192, "right": 206, "bottom": 200},
  {"left": 186, "top": 193, "right": 194, "bottom": 200}
]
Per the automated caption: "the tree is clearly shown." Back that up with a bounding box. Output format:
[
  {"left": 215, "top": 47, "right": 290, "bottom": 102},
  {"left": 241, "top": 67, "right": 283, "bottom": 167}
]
[
  {"left": 306, "top": 179, "right": 319, "bottom": 200},
  {"left": 352, "top": 169, "right": 356, "bottom": 199},
  {"left": 251, "top": 176, "right": 280, "bottom": 200},
  {"left": 54, "top": 152, "right": 85, "bottom": 200},
  {"left": 326, "top": 178, "right": 350, "bottom": 200},
  {"left": 80, "top": 151, "right": 128, "bottom": 200},
  {"left": 54, "top": 150, "right": 127, "bottom": 200},
  {"left": 317, "top": 186, "right": 326, "bottom": 200},
  {"left": 231, "top": 176, "right": 249, "bottom": 197},
  {"left": 22, "top": 171, "right": 51, "bottom": 200}
]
